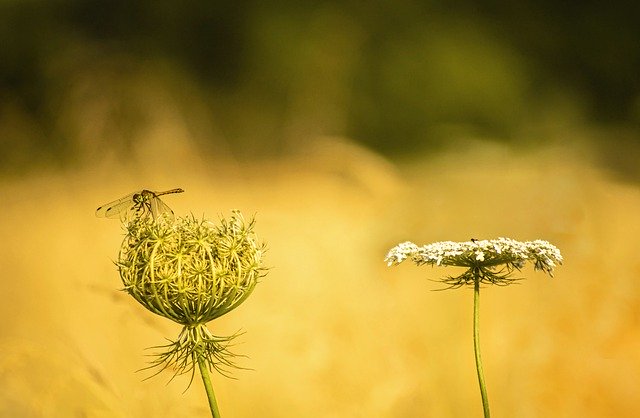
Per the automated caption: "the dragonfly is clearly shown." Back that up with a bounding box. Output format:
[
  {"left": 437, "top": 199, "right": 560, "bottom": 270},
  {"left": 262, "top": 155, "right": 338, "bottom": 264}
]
[{"left": 96, "top": 188, "right": 184, "bottom": 221}]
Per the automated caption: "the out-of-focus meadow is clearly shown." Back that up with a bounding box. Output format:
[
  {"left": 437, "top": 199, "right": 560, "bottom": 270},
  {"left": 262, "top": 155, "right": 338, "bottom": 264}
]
[{"left": 2, "top": 2, "right": 640, "bottom": 417}]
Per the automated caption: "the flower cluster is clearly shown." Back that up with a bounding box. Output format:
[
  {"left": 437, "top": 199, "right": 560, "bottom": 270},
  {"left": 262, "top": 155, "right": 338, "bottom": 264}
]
[
  {"left": 117, "top": 211, "right": 267, "bottom": 377},
  {"left": 385, "top": 238, "right": 562, "bottom": 288}
]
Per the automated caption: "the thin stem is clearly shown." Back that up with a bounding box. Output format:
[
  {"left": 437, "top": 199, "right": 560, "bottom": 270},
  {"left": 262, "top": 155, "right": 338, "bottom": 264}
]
[
  {"left": 197, "top": 351, "right": 222, "bottom": 418},
  {"left": 473, "top": 274, "right": 491, "bottom": 418}
]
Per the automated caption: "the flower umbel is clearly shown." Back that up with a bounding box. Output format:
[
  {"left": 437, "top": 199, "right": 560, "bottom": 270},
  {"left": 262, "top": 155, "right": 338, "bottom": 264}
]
[
  {"left": 117, "top": 211, "right": 267, "bottom": 379},
  {"left": 385, "top": 237, "right": 562, "bottom": 288},
  {"left": 386, "top": 237, "right": 562, "bottom": 418}
]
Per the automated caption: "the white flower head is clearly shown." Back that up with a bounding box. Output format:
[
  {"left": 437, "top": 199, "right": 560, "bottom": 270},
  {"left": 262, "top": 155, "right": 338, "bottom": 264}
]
[
  {"left": 385, "top": 237, "right": 562, "bottom": 288},
  {"left": 385, "top": 241, "right": 420, "bottom": 266}
]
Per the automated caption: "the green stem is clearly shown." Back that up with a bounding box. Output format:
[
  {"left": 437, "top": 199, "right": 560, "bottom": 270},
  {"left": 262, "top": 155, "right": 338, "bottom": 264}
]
[
  {"left": 197, "top": 352, "right": 222, "bottom": 418},
  {"left": 473, "top": 274, "right": 491, "bottom": 418}
]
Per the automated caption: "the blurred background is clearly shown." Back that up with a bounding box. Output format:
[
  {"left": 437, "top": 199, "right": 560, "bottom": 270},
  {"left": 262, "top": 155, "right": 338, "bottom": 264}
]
[{"left": 1, "top": 1, "right": 639, "bottom": 417}]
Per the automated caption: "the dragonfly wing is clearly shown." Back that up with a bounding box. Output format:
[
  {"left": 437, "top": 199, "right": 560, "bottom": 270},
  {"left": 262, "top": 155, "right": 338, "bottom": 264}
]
[
  {"left": 95, "top": 193, "right": 136, "bottom": 218},
  {"left": 149, "top": 196, "right": 174, "bottom": 219}
]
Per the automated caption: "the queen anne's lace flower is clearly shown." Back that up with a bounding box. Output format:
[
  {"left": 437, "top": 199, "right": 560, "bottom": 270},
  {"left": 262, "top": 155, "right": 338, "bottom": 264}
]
[
  {"left": 386, "top": 237, "right": 562, "bottom": 288},
  {"left": 118, "top": 211, "right": 267, "bottom": 377}
]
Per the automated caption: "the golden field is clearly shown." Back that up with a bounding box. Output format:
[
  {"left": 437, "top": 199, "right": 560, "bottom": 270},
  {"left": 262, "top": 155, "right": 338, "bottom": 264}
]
[{"left": 0, "top": 134, "right": 638, "bottom": 418}]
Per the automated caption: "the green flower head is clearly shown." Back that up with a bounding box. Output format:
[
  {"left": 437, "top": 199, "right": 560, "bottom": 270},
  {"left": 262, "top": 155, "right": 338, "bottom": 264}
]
[{"left": 117, "top": 210, "right": 267, "bottom": 378}]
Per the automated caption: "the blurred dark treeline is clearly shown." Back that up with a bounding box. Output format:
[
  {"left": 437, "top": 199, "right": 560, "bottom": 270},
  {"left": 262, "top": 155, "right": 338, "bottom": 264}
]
[{"left": 1, "top": 0, "right": 639, "bottom": 173}]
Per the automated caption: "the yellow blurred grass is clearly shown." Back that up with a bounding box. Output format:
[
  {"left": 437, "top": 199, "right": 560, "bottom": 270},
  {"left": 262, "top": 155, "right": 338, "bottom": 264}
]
[{"left": 0, "top": 137, "right": 639, "bottom": 417}]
